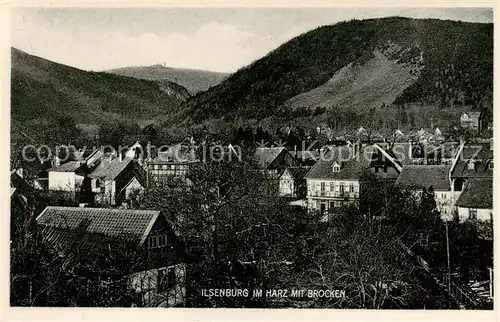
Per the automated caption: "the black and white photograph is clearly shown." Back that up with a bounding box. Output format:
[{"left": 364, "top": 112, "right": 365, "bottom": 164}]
[{"left": 7, "top": 5, "right": 495, "bottom": 311}]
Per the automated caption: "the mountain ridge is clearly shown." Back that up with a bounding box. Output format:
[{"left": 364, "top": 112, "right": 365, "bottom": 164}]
[{"left": 106, "top": 65, "right": 228, "bottom": 94}]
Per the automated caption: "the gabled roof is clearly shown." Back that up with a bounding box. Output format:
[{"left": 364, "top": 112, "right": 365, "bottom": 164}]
[
  {"left": 455, "top": 178, "right": 492, "bottom": 209},
  {"left": 36, "top": 206, "right": 161, "bottom": 248},
  {"left": 253, "top": 147, "right": 287, "bottom": 169},
  {"left": 48, "top": 161, "right": 85, "bottom": 173},
  {"left": 287, "top": 167, "right": 310, "bottom": 180},
  {"left": 118, "top": 176, "right": 145, "bottom": 196},
  {"left": 305, "top": 145, "right": 367, "bottom": 180},
  {"left": 89, "top": 157, "right": 133, "bottom": 180},
  {"left": 395, "top": 165, "right": 451, "bottom": 190},
  {"left": 372, "top": 144, "right": 402, "bottom": 172},
  {"left": 450, "top": 143, "right": 493, "bottom": 179},
  {"left": 85, "top": 149, "right": 104, "bottom": 167}
]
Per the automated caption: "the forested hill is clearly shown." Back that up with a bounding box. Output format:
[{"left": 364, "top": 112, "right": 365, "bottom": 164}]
[
  {"left": 11, "top": 47, "right": 189, "bottom": 123},
  {"left": 11, "top": 47, "right": 189, "bottom": 147},
  {"left": 183, "top": 17, "right": 493, "bottom": 124}
]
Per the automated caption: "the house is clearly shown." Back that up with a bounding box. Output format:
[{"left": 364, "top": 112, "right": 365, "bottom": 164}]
[
  {"left": 124, "top": 141, "right": 144, "bottom": 161},
  {"left": 425, "top": 142, "right": 459, "bottom": 165},
  {"left": 304, "top": 145, "right": 366, "bottom": 215},
  {"left": 460, "top": 111, "right": 482, "bottom": 131},
  {"left": 89, "top": 155, "right": 146, "bottom": 205},
  {"left": 36, "top": 206, "right": 185, "bottom": 307},
  {"left": 47, "top": 148, "right": 106, "bottom": 193},
  {"left": 252, "top": 147, "right": 299, "bottom": 178},
  {"left": 277, "top": 167, "right": 309, "bottom": 198},
  {"left": 395, "top": 165, "right": 454, "bottom": 219},
  {"left": 146, "top": 145, "right": 199, "bottom": 187},
  {"left": 455, "top": 178, "right": 493, "bottom": 222},
  {"left": 48, "top": 160, "right": 88, "bottom": 193},
  {"left": 253, "top": 147, "right": 303, "bottom": 196},
  {"left": 450, "top": 142, "right": 493, "bottom": 207},
  {"left": 120, "top": 177, "right": 145, "bottom": 202}
]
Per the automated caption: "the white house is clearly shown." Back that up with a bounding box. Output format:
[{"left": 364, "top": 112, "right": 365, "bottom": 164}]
[
  {"left": 304, "top": 145, "right": 364, "bottom": 215},
  {"left": 395, "top": 165, "right": 454, "bottom": 219},
  {"left": 48, "top": 161, "right": 87, "bottom": 192},
  {"left": 455, "top": 178, "right": 493, "bottom": 222},
  {"left": 278, "top": 168, "right": 294, "bottom": 197},
  {"left": 460, "top": 111, "right": 482, "bottom": 131}
]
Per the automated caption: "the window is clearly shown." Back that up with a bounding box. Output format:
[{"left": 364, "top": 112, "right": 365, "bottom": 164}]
[
  {"left": 320, "top": 182, "right": 325, "bottom": 191},
  {"left": 339, "top": 183, "right": 345, "bottom": 194},
  {"left": 469, "top": 208, "right": 477, "bottom": 220},
  {"left": 96, "top": 179, "right": 101, "bottom": 188},
  {"left": 330, "top": 182, "right": 334, "bottom": 191},
  {"left": 329, "top": 201, "right": 335, "bottom": 209},
  {"left": 349, "top": 183, "right": 355, "bottom": 193},
  {"left": 374, "top": 167, "right": 379, "bottom": 173},
  {"left": 147, "top": 234, "right": 168, "bottom": 249},
  {"left": 489, "top": 161, "right": 493, "bottom": 169}
]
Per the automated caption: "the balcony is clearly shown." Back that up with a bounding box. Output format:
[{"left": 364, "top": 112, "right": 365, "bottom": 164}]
[{"left": 309, "top": 190, "right": 359, "bottom": 199}]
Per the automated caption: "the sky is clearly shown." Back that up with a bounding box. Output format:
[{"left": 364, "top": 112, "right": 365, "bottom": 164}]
[{"left": 11, "top": 7, "right": 493, "bottom": 73}]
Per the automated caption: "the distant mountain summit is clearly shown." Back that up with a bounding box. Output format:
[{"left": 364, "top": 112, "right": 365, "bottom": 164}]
[
  {"left": 183, "top": 17, "right": 492, "bottom": 123},
  {"left": 106, "top": 65, "right": 228, "bottom": 94}
]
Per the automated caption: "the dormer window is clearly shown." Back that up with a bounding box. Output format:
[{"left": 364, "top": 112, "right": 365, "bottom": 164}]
[
  {"left": 488, "top": 160, "right": 493, "bottom": 170},
  {"left": 332, "top": 162, "right": 341, "bottom": 173}
]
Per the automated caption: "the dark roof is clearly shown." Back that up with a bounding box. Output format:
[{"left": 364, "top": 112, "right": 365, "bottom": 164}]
[
  {"left": 48, "top": 161, "right": 85, "bottom": 173},
  {"left": 451, "top": 143, "right": 493, "bottom": 179},
  {"left": 455, "top": 178, "right": 493, "bottom": 209},
  {"left": 36, "top": 206, "right": 160, "bottom": 247},
  {"left": 10, "top": 171, "right": 32, "bottom": 194},
  {"left": 305, "top": 146, "right": 367, "bottom": 180},
  {"left": 89, "top": 157, "right": 132, "bottom": 180},
  {"left": 395, "top": 165, "right": 451, "bottom": 190},
  {"left": 253, "top": 147, "right": 287, "bottom": 169},
  {"left": 290, "top": 150, "right": 320, "bottom": 161},
  {"left": 286, "top": 167, "right": 310, "bottom": 180}
]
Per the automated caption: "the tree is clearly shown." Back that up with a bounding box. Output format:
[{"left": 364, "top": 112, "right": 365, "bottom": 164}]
[{"left": 79, "top": 175, "right": 94, "bottom": 205}]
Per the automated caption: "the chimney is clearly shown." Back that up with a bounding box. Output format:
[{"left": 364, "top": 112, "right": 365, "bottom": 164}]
[
  {"left": 408, "top": 140, "right": 412, "bottom": 161},
  {"left": 52, "top": 156, "right": 61, "bottom": 167},
  {"left": 119, "top": 152, "right": 123, "bottom": 162}
]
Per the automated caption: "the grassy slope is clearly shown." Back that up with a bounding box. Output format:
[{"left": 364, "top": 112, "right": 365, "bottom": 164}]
[
  {"left": 286, "top": 50, "right": 419, "bottom": 110},
  {"left": 106, "top": 65, "right": 228, "bottom": 94}
]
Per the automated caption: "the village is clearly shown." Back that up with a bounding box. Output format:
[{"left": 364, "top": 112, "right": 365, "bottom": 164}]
[{"left": 10, "top": 109, "right": 493, "bottom": 308}]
